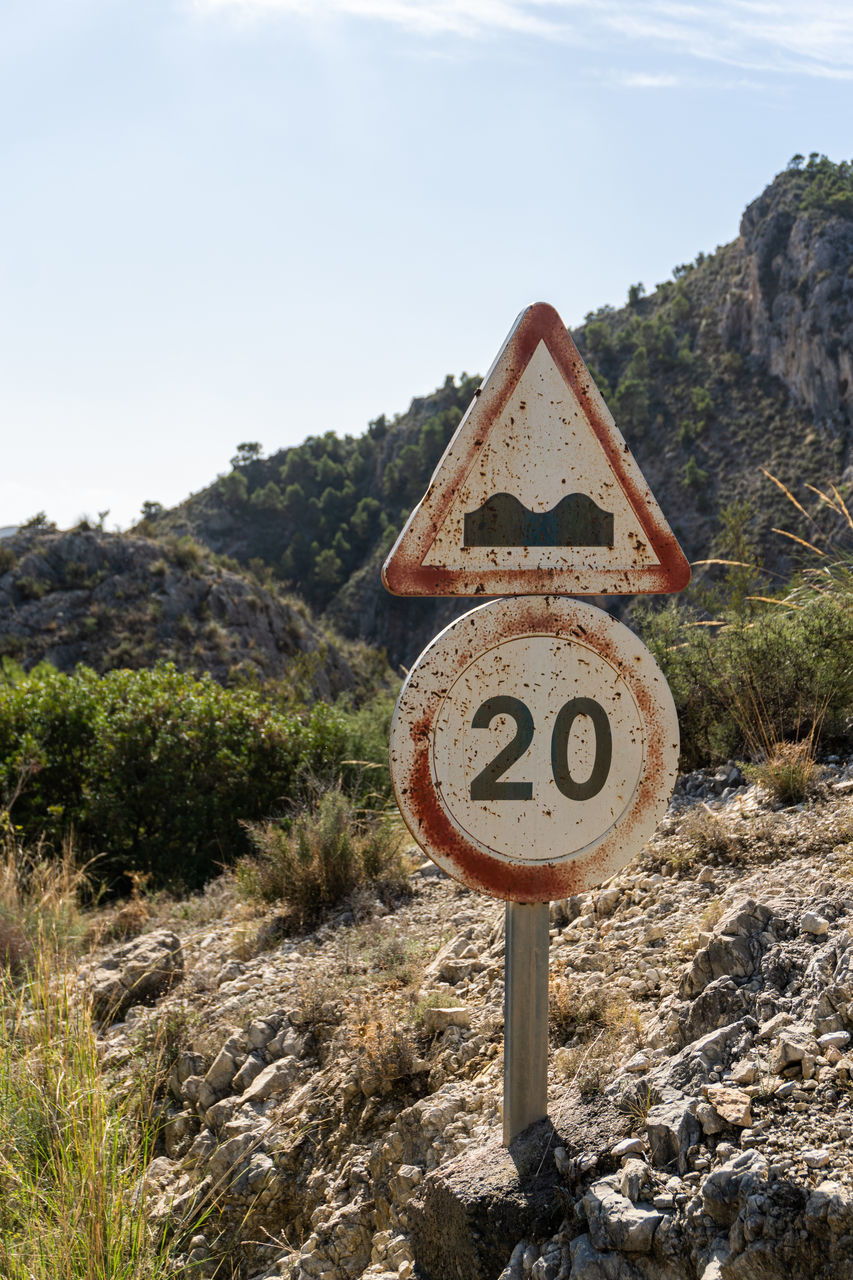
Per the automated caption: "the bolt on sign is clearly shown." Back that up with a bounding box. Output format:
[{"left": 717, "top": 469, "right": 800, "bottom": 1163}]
[{"left": 382, "top": 302, "right": 690, "bottom": 599}]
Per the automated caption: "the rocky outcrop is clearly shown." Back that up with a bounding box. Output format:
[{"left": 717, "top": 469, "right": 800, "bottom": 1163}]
[
  {"left": 129, "top": 163, "right": 853, "bottom": 669},
  {"left": 724, "top": 181, "right": 853, "bottom": 433},
  {"left": 0, "top": 527, "right": 382, "bottom": 696},
  {"left": 83, "top": 927, "right": 183, "bottom": 1021}
]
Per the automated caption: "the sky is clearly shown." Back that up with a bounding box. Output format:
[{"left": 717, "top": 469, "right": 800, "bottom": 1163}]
[{"left": 2, "top": 1, "right": 853, "bottom": 531}]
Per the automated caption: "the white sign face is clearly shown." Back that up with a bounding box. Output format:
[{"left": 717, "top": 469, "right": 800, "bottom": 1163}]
[
  {"left": 382, "top": 303, "right": 690, "bottom": 599},
  {"left": 389, "top": 597, "right": 679, "bottom": 902}
]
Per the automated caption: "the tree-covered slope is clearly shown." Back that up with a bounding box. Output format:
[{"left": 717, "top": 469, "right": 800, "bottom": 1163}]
[{"left": 148, "top": 156, "right": 853, "bottom": 668}]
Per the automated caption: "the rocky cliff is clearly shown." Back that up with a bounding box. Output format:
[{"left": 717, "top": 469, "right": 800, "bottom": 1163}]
[{"left": 0, "top": 525, "right": 386, "bottom": 701}]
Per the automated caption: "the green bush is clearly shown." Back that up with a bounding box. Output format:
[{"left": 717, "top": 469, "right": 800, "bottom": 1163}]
[
  {"left": 640, "top": 597, "right": 853, "bottom": 768},
  {"left": 0, "top": 663, "right": 388, "bottom": 892}
]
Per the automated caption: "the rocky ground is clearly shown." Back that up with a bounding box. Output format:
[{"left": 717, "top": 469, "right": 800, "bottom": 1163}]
[{"left": 78, "top": 758, "right": 853, "bottom": 1280}]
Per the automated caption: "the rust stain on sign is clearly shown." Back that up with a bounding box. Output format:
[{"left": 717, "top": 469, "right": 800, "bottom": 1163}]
[
  {"left": 389, "top": 597, "right": 680, "bottom": 903},
  {"left": 382, "top": 302, "right": 690, "bottom": 598}
]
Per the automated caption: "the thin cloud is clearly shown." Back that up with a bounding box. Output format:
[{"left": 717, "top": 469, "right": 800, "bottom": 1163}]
[
  {"left": 195, "top": 0, "right": 853, "bottom": 78},
  {"left": 616, "top": 71, "right": 682, "bottom": 88},
  {"left": 197, "top": 0, "right": 564, "bottom": 39}
]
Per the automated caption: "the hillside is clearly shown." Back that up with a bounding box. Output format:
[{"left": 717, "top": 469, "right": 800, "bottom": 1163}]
[
  {"left": 59, "top": 752, "right": 853, "bottom": 1280},
  {"left": 146, "top": 155, "right": 853, "bottom": 669},
  {"left": 0, "top": 522, "right": 387, "bottom": 703}
]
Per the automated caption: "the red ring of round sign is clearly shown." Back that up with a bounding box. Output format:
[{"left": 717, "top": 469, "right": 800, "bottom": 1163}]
[{"left": 389, "top": 597, "right": 679, "bottom": 902}]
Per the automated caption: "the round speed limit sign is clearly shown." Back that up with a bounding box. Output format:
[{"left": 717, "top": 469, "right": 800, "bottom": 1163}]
[{"left": 389, "top": 597, "right": 679, "bottom": 902}]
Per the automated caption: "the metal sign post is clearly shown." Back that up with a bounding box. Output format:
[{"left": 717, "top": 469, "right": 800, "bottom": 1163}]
[
  {"left": 504, "top": 901, "right": 550, "bottom": 1144},
  {"left": 383, "top": 302, "right": 688, "bottom": 1146}
]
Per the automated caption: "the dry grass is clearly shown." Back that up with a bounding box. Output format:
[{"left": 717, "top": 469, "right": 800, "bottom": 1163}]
[
  {"left": 550, "top": 976, "right": 641, "bottom": 1096},
  {"left": 237, "top": 787, "right": 410, "bottom": 929},
  {"left": 0, "top": 935, "right": 184, "bottom": 1279},
  {"left": 746, "top": 738, "right": 823, "bottom": 805},
  {"left": 675, "top": 806, "right": 739, "bottom": 866},
  {"left": 343, "top": 993, "right": 421, "bottom": 1097},
  {"left": 0, "top": 820, "right": 91, "bottom": 971}
]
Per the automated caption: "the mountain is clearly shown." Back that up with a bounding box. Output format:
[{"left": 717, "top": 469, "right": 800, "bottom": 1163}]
[
  {"left": 140, "top": 156, "right": 853, "bottom": 670},
  {"left": 0, "top": 523, "right": 386, "bottom": 702}
]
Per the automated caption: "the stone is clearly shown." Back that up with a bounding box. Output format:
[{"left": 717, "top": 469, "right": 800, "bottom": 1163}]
[
  {"left": 729, "top": 1058, "right": 759, "bottom": 1085},
  {"left": 769, "top": 1027, "right": 820, "bottom": 1074},
  {"left": 622, "top": 1052, "right": 652, "bottom": 1074},
  {"left": 246, "top": 1017, "right": 280, "bottom": 1051},
  {"left": 611, "top": 1138, "right": 645, "bottom": 1159},
  {"left": 232, "top": 1051, "right": 267, "bottom": 1094},
  {"left": 755, "top": 1010, "right": 795, "bottom": 1043},
  {"left": 802, "top": 912, "right": 830, "bottom": 937},
  {"left": 595, "top": 888, "right": 621, "bottom": 917},
  {"left": 569, "top": 1233, "right": 641, "bottom": 1280},
  {"left": 819, "top": 1030, "right": 851, "bottom": 1051},
  {"left": 804, "top": 1148, "right": 831, "bottom": 1169},
  {"left": 422, "top": 1006, "right": 472, "bottom": 1033},
  {"left": 388, "top": 1165, "right": 423, "bottom": 1205},
  {"left": 679, "top": 901, "right": 772, "bottom": 998},
  {"left": 696, "top": 1102, "right": 726, "bottom": 1136},
  {"left": 618, "top": 1159, "right": 653, "bottom": 1204},
  {"left": 704, "top": 1085, "right": 752, "bottom": 1127},
  {"left": 645, "top": 1099, "right": 700, "bottom": 1174},
  {"left": 701, "top": 1149, "right": 768, "bottom": 1227},
  {"left": 204, "top": 1033, "right": 245, "bottom": 1095},
  {"left": 582, "top": 1177, "right": 662, "bottom": 1252},
  {"left": 86, "top": 929, "right": 183, "bottom": 1021},
  {"left": 241, "top": 1059, "right": 299, "bottom": 1102}
]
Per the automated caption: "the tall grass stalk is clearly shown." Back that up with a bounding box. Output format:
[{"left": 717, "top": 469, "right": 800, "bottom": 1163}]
[{"left": 0, "top": 934, "right": 178, "bottom": 1279}]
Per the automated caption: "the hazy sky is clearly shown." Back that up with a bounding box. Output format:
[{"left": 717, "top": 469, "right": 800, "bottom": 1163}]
[{"left": 2, "top": 1, "right": 852, "bottom": 530}]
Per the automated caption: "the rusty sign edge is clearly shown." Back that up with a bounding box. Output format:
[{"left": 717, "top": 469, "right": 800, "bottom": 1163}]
[
  {"left": 381, "top": 301, "right": 690, "bottom": 598},
  {"left": 388, "top": 596, "right": 680, "bottom": 903}
]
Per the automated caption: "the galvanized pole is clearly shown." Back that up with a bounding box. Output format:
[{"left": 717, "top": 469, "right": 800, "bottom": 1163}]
[{"left": 503, "top": 900, "right": 550, "bottom": 1145}]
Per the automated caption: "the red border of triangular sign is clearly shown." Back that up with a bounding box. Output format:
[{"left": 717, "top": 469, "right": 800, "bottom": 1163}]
[{"left": 382, "top": 302, "right": 690, "bottom": 597}]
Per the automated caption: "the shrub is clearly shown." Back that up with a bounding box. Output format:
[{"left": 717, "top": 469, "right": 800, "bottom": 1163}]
[
  {"left": 641, "top": 597, "right": 853, "bottom": 767},
  {"left": 238, "top": 786, "right": 407, "bottom": 926},
  {"left": 15, "top": 576, "right": 48, "bottom": 602},
  {"left": 344, "top": 994, "right": 420, "bottom": 1096},
  {"left": 0, "top": 662, "right": 388, "bottom": 892},
  {"left": 164, "top": 534, "right": 205, "bottom": 571},
  {"left": 746, "top": 739, "right": 822, "bottom": 805}
]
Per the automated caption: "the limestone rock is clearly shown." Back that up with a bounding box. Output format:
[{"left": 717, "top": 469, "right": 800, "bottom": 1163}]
[
  {"left": 583, "top": 1177, "right": 663, "bottom": 1253},
  {"left": 769, "top": 1026, "right": 820, "bottom": 1074},
  {"left": 422, "top": 1006, "right": 472, "bottom": 1033},
  {"left": 645, "top": 1099, "right": 700, "bottom": 1174},
  {"left": 701, "top": 1149, "right": 768, "bottom": 1226},
  {"left": 86, "top": 929, "right": 183, "bottom": 1021},
  {"left": 703, "top": 1085, "right": 752, "bottom": 1127},
  {"left": 679, "top": 900, "right": 772, "bottom": 998}
]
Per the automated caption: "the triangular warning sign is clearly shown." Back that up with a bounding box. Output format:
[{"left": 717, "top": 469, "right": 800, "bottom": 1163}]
[{"left": 382, "top": 302, "right": 690, "bottom": 597}]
